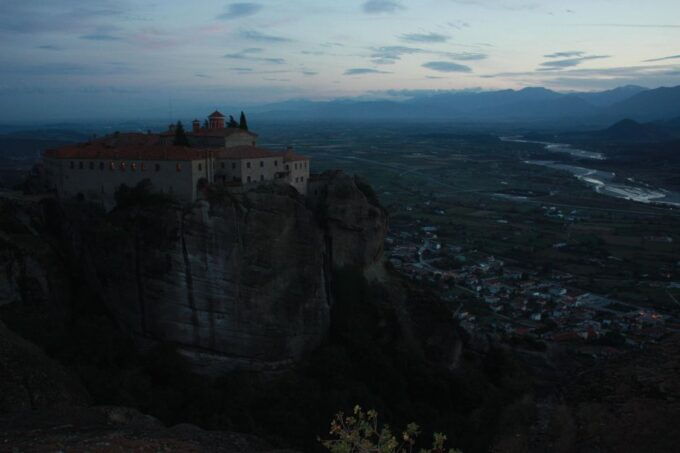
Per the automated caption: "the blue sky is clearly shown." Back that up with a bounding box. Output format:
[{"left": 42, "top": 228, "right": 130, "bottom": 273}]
[{"left": 1, "top": 0, "right": 680, "bottom": 121}]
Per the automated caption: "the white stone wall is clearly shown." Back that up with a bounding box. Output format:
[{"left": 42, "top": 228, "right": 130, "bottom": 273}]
[
  {"left": 45, "top": 157, "right": 203, "bottom": 202},
  {"left": 285, "top": 160, "right": 310, "bottom": 195}
]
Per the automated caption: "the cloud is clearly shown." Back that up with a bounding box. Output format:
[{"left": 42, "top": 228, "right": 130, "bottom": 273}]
[
  {"left": 399, "top": 32, "right": 449, "bottom": 43},
  {"left": 544, "top": 51, "right": 585, "bottom": 58},
  {"left": 644, "top": 54, "right": 680, "bottom": 63},
  {"left": 363, "top": 0, "right": 404, "bottom": 14},
  {"left": 224, "top": 48, "right": 285, "bottom": 64},
  {"left": 574, "top": 23, "right": 680, "bottom": 29},
  {"left": 195, "top": 73, "right": 210, "bottom": 78},
  {"left": 539, "top": 55, "right": 609, "bottom": 70},
  {"left": 445, "top": 52, "right": 487, "bottom": 61},
  {"left": 302, "top": 70, "right": 318, "bottom": 76},
  {"left": 240, "top": 30, "right": 292, "bottom": 43},
  {"left": 79, "top": 33, "right": 122, "bottom": 41},
  {"left": 37, "top": 44, "right": 61, "bottom": 50},
  {"left": 370, "top": 45, "right": 424, "bottom": 64},
  {"left": 217, "top": 3, "right": 262, "bottom": 20},
  {"left": 344, "top": 68, "right": 391, "bottom": 75},
  {"left": 422, "top": 61, "right": 472, "bottom": 72}
]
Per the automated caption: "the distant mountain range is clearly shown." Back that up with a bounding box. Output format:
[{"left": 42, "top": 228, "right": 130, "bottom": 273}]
[{"left": 250, "top": 85, "right": 680, "bottom": 125}]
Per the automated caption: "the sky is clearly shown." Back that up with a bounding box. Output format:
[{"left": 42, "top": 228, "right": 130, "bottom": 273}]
[{"left": 1, "top": 0, "right": 680, "bottom": 121}]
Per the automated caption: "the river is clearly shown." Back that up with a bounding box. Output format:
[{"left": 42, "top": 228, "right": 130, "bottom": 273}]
[{"left": 501, "top": 136, "right": 680, "bottom": 207}]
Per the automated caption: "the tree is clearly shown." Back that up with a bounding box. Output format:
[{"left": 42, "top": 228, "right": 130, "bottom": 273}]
[
  {"left": 239, "top": 111, "right": 249, "bottom": 130},
  {"left": 321, "top": 406, "right": 461, "bottom": 453},
  {"left": 228, "top": 115, "right": 239, "bottom": 128},
  {"left": 173, "top": 121, "right": 190, "bottom": 146}
]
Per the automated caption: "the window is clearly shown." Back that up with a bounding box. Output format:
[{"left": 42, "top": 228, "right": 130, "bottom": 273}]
[
  {"left": 301, "top": 176, "right": 304, "bottom": 182},
  {"left": 141, "top": 162, "right": 146, "bottom": 171},
  {"left": 231, "top": 162, "right": 236, "bottom": 169},
  {"left": 110, "top": 161, "right": 115, "bottom": 170},
  {"left": 286, "top": 164, "right": 290, "bottom": 171},
  {"left": 247, "top": 176, "right": 251, "bottom": 183},
  {"left": 131, "top": 162, "right": 136, "bottom": 171},
  {"left": 176, "top": 162, "right": 182, "bottom": 172},
  {"left": 221, "top": 162, "right": 225, "bottom": 169},
  {"left": 70, "top": 161, "right": 74, "bottom": 169},
  {"left": 274, "top": 160, "right": 278, "bottom": 167},
  {"left": 120, "top": 162, "right": 126, "bottom": 171},
  {"left": 99, "top": 162, "right": 104, "bottom": 170},
  {"left": 155, "top": 163, "right": 160, "bottom": 172},
  {"left": 79, "top": 161, "right": 84, "bottom": 169},
  {"left": 247, "top": 162, "right": 251, "bottom": 169},
  {"left": 260, "top": 174, "right": 264, "bottom": 181},
  {"left": 198, "top": 163, "right": 202, "bottom": 171},
  {"left": 260, "top": 161, "right": 264, "bottom": 167},
  {"left": 89, "top": 161, "right": 94, "bottom": 170}
]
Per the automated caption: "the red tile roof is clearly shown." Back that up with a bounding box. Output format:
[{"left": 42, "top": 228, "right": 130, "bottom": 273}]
[
  {"left": 283, "top": 150, "right": 309, "bottom": 162},
  {"left": 44, "top": 143, "right": 211, "bottom": 161},
  {"left": 209, "top": 110, "right": 225, "bottom": 118},
  {"left": 215, "top": 146, "right": 281, "bottom": 159}
]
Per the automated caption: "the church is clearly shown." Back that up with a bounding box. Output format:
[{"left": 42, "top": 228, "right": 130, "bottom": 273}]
[{"left": 43, "top": 110, "right": 310, "bottom": 203}]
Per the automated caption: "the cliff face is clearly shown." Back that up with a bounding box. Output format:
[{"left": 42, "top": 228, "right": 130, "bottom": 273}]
[{"left": 51, "top": 171, "right": 387, "bottom": 373}]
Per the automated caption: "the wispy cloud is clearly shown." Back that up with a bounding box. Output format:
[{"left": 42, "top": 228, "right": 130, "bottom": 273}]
[
  {"left": 79, "top": 33, "right": 122, "bottom": 41},
  {"left": 399, "top": 32, "right": 449, "bottom": 43},
  {"left": 37, "top": 44, "right": 61, "bottom": 50},
  {"left": 363, "top": 0, "right": 405, "bottom": 14},
  {"left": 544, "top": 51, "right": 585, "bottom": 58},
  {"left": 539, "top": 55, "right": 609, "bottom": 70},
  {"left": 344, "top": 68, "right": 391, "bottom": 75},
  {"left": 217, "top": 3, "right": 262, "bottom": 20},
  {"left": 644, "top": 54, "right": 680, "bottom": 62},
  {"left": 224, "top": 48, "right": 285, "bottom": 64},
  {"left": 446, "top": 52, "right": 487, "bottom": 61},
  {"left": 422, "top": 61, "right": 472, "bottom": 72},
  {"left": 240, "top": 30, "right": 292, "bottom": 43}
]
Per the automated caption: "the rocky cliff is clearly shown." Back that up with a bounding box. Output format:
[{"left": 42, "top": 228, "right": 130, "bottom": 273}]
[{"left": 1, "top": 171, "right": 387, "bottom": 374}]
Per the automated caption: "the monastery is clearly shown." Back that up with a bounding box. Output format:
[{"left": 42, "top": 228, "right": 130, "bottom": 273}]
[{"left": 43, "top": 111, "right": 310, "bottom": 203}]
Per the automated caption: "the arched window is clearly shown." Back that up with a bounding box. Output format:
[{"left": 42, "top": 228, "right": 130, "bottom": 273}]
[
  {"left": 109, "top": 161, "right": 115, "bottom": 170},
  {"left": 120, "top": 162, "right": 126, "bottom": 171}
]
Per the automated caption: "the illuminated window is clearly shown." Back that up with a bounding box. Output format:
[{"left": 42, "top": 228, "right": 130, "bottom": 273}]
[
  {"left": 131, "top": 162, "right": 136, "bottom": 171},
  {"left": 109, "top": 161, "right": 115, "bottom": 170},
  {"left": 120, "top": 162, "right": 126, "bottom": 171}
]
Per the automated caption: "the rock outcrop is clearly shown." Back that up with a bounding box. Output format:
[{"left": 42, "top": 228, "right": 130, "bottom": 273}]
[
  {"left": 0, "top": 320, "right": 89, "bottom": 413},
  {"left": 36, "top": 171, "right": 387, "bottom": 374}
]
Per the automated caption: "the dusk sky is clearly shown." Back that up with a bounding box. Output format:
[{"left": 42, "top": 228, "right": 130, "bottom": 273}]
[{"left": 2, "top": 0, "right": 680, "bottom": 121}]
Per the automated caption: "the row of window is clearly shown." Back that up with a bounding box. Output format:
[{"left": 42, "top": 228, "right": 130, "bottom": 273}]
[
  {"left": 294, "top": 176, "right": 305, "bottom": 183},
  {"left": 70, "top": 161, "right": 182, "bottom": 172}
]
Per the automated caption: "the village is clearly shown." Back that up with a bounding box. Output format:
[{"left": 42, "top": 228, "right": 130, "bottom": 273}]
[{"left": 385, "top": 202, "right": 680, "bottom": 360}]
